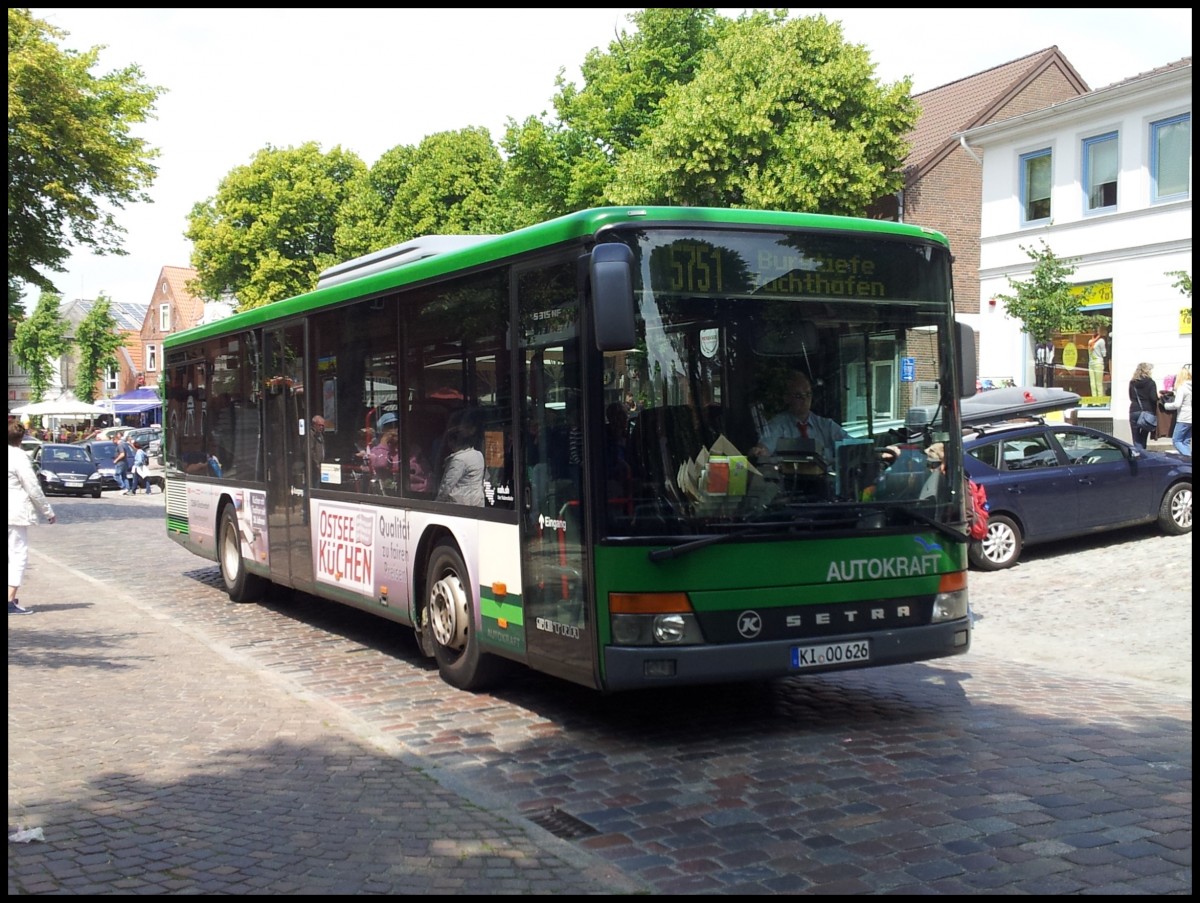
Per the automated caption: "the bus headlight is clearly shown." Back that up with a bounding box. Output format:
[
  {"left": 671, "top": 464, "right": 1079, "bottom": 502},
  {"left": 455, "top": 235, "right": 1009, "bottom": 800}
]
[
  {"left": 931, "top": 588, "right": 969, "bottom": 622},
  {"left": 609, "top": 592, "right": 706, "bottom": 646},
  {"left": 611, "top": 612, "right": 704, "bottom": 645}
]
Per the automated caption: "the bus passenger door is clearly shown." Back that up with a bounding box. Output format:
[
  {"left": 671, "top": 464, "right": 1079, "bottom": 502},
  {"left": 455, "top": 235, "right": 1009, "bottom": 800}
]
[
  {"left": 264, "top": 324, "right": 315, "bottom": 589},
  {"left": 517, "top": 261, "right": 597, "bottom": 687}
]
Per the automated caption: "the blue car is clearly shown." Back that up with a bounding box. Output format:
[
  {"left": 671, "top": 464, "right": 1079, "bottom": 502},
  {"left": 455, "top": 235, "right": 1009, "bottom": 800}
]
[
  {"left": 962, "top": 419, "right": 1191, "bottom": 570},
  {"left": 81, "top": 440, "right": 124, "bottom": 492}
]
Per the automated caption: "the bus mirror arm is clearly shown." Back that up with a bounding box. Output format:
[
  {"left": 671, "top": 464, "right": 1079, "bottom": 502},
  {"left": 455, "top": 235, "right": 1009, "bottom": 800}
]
[{"left": 589, "top": 243, "right": 636, "bottom": 351}]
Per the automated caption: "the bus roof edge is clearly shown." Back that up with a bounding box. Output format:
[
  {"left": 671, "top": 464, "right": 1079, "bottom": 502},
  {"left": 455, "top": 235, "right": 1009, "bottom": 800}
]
[{"left": 317, "top": 235, "right": 497, "bottom": 289}]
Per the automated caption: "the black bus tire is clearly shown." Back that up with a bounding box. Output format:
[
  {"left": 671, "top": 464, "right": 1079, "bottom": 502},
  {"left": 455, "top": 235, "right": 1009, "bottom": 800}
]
[
  {"left": 219, "top": 503, "right": 267, "bottom": 603},
  {"left": 426, "top": 542, "right": 505, "bottom": 691}
]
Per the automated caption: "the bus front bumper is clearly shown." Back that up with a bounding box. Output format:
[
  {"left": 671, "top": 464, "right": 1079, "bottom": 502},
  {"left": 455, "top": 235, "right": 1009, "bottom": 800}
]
[{"left": 601, "top": 619, "right": 970, "bottom": 691}]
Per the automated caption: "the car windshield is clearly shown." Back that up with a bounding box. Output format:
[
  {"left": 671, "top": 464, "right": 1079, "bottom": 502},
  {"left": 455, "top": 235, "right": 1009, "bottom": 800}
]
[
  {"left": 47, "top": 446, "right": 90, "bottom": 463},
  {"left": 88, "top": 443, "right": 118, "bottom": 462}
]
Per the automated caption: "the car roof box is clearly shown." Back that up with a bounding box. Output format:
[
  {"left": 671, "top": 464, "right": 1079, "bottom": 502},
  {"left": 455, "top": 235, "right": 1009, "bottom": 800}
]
[{"left": 960, "top": 386, "right": 1080, "bottom": 426}]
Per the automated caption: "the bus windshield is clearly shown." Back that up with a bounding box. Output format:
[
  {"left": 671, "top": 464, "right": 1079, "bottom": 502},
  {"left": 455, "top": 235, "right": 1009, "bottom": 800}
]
[{"left": 599, "top": 228, "right": 958, "bottom": 537}]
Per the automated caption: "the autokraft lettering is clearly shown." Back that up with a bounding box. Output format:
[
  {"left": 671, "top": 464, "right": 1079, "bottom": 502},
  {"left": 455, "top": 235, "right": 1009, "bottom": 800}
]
[{"left": 825, "top": 554, "right": 941, "bottom": 581}]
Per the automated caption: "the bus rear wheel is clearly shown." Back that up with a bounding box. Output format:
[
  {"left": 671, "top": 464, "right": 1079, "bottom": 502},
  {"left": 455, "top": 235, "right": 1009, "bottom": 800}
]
[
  {"left": 219, "top": 503, "right": 267, "bottom": 603},
  {"left": 426, "top": 543, "right": 504, "bottom": 691}
]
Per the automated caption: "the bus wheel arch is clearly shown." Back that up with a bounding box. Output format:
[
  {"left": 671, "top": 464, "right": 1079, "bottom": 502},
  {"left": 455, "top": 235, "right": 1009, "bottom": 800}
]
[
  {"left": 423, "top": 539, "right": 505, "bottom": 691},
  {"left": 218, "top": 500, "right": 268, "bottom": 602}
]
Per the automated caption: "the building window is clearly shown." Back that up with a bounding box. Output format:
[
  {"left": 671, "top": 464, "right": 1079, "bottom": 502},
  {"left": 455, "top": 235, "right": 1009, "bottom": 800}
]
[
  {"left": 147, "top": 345, "right": 158, "bottom": 372},
  {"left": 1151, "top": 113, "right": 1191, "bottom": 202},
  {"left": 159, "top": 303, "right": 171, "bottom": 332},
  {"left": 1082, "top": 132, "right": 1118, "bottom": 212},
  {"left": 1020, "top": 149, "right": 1052, "bottom": 223},
  {"left": 106, "top": 366, "right": 119, "bottom": 392},
  {"left": 1037, "top": 282, "right": 1113, "bottom": 408}
]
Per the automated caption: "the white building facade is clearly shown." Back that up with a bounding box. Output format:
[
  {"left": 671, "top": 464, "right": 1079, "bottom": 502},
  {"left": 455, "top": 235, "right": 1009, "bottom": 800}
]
[{"left": 961, "top": 60, "right": 1191, "bottom": 441}]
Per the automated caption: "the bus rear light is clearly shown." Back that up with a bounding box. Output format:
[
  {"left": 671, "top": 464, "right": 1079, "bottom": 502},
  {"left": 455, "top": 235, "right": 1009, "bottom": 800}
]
[{"left": 609, "top": 592, "right": 693, "bottom": 614}]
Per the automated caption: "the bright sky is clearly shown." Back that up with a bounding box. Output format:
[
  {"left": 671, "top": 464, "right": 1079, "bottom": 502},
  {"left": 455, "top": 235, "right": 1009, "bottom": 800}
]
[{"left": 24, "top": 7, "right": 1192, "bottom": 311}]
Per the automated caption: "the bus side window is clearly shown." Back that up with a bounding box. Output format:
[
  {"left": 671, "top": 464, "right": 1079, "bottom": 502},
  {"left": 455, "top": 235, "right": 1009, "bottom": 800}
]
[{"left": 404, "top": 403, "right": 447, "bottom": 497}]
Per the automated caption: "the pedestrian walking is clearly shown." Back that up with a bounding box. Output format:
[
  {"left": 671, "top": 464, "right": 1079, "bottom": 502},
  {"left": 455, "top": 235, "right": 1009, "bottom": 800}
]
[
  {"left": 114, "top": 431, "right": 136, "bottom": 494},
  {"left": 1162, "top": 363, "right": 1192, "bottom": 456},
  {"left": 9, "top": 418, "right": 56, "bottom": 614},
  {"left": 1127, "top": 362, "right": 1158, "bottom": 450},
  {"left": 132, "top": 440, "right": 152, "bottom": 494}
]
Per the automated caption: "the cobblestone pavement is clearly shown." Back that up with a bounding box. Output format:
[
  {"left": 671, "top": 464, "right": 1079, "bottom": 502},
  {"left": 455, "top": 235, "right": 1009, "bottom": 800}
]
[{"left": 8, "top": 486, "right": 1191, "bottom": 894}]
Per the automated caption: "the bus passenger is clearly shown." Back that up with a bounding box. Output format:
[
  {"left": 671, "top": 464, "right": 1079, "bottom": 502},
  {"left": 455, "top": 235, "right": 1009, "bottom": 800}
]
[{"left": 437, "top": 410, "right": 485, "bottom": 506}]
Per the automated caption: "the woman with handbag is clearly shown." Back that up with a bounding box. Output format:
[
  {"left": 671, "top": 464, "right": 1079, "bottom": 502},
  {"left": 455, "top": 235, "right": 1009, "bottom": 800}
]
[{"left": 1128, "top": 362, "right": 1158, "bottom": 450}]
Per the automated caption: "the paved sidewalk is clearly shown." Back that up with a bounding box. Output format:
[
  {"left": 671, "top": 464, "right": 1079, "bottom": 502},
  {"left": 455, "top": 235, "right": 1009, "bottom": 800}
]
[{"left": 7, "top": 544, "right": 646, "bottom": 894}]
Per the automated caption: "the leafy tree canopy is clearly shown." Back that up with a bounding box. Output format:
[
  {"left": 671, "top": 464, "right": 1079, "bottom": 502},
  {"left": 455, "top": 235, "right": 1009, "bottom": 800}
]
[
  {"left": 995, "top": 240, "right": 1083, "bottom": 343},
  {"left": 335, "top": 128, "right": 503, "bottom": 261},
  {"left": 500, "top": 8, "right": 721, "bottom": 218},
  {"left": 11, "top": 290, "right": 71, "bottom": 402},
  {"left": 185, "top": 142, "right": 367, "bottom": 308},
  {"left": 610, "top": 12, "right": 916, "bottom": 211},
  {"left": 8, "top": 8, "right": 163, "bottom": 328}
]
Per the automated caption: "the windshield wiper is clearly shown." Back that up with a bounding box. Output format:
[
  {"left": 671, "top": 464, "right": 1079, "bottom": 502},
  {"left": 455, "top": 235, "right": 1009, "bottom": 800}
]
[{"left": 648, "top": 526, "right": 766, "bottom": 563}]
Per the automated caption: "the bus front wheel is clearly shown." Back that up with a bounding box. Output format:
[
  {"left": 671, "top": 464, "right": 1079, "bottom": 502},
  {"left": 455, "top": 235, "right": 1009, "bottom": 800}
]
[
  {"left": 219, "top": 503, "right": 267, "bottom": 603},
  {"left": 425, "top": 543, "right": 504, "bottom": 691}
]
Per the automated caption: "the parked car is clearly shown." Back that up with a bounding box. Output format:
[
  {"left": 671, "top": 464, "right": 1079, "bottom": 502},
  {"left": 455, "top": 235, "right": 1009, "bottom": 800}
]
[
  {"left": 123, "top": 426, "right": 162, "bottom": 458},
  {"left": 30, "top": 443, "right": 103, "bottom": 498},
  {"left": 962, "top": 419, "right": 1191, "bottom": 570},
  {"left": 81, "top": 440, "right": 124, "bottom": 491}
]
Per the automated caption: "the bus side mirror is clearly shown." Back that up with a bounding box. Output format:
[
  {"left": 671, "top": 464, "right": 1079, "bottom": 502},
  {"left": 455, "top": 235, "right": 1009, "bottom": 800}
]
[
  {"left": 590, "top": 243, "right": 636, "bottom": 351},
  {"left": 956, "top": 321, "right": 978, "bottom": 399}
]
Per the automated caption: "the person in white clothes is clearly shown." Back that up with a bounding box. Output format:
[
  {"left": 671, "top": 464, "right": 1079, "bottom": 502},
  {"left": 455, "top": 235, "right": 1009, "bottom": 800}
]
[{"left": 9, "top": 418, "right": 56, "bottom": 614}]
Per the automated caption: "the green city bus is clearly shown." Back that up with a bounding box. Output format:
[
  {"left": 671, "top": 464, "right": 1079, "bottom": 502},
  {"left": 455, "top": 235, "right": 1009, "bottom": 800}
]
[{"left": 163, "top": 206, "right": 977, "bottom": 692}]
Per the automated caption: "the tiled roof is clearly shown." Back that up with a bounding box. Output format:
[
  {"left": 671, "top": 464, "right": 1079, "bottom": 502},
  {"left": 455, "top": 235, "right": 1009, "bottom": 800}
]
[
  {"left": 158, "top": 266, "right": 205, "bottom": 330},
  {"left": 1094, "top": 56, "right": 1192, "bottom": 91},
  {"left": 904, "top": 47, "right": 1088, "bottom": 183}
]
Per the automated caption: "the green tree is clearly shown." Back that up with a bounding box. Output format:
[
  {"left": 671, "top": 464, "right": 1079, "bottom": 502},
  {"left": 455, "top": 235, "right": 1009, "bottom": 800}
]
[
  {"left": 359, "top": 129, "right": 504, "bottom": 250},
  {"left": 74, "top": 294, "right": 124, "bottom": 403},
  {"left": 499, "top": 8, "right": 720, "bottom": 219},
  {"left": 8, "top": 8, "right": 163, "bottom": 329},
  {"left": 11, "top": 290, "right": 71, "bottom": 401},
  {"left": 995, "top": 240, "right": 1083, "bottom": 343},
  {"left": 611, "top": 13, "right": 916, "bottom": 211},
  {"left": 333, "top": 144, "right": 418, "bottom": 262},
  {"left": 186, "top": 142, "right": 367, "bottom": 308}
]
